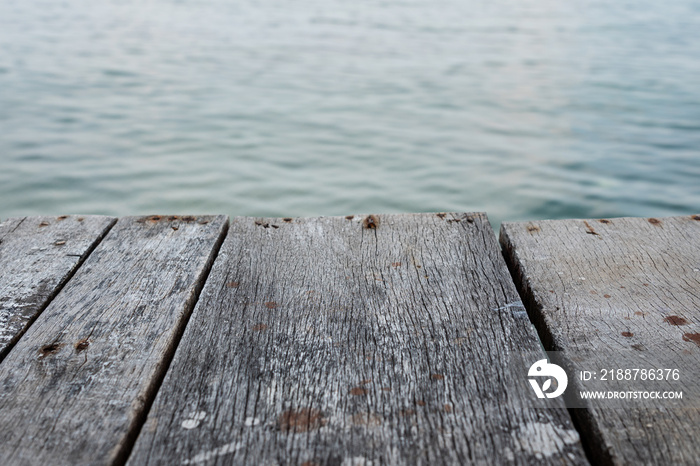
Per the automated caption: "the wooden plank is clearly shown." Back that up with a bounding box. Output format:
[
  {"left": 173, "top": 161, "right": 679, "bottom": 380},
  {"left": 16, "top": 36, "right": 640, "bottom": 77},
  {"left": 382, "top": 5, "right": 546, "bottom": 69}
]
[
  {"left": 128, "top": 213, "right": 587, "bottom": 465},
  {"left": 0, "top": 214, "right": 228, "bottom": 465},
  {"left": 0, "top": 215, "right": 116, "bottom": 360},
  {"left": 500, "top": 215, "right": 700, "bottom": 465}
]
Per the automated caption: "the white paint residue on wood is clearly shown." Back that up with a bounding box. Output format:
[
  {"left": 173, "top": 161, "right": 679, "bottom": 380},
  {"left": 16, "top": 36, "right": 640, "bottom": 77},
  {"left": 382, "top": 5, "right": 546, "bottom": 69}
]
[
  {"left": 182, "top": 441, "right": 242, "bottom": 465},
  {"left": 341, "top": 457, "right": 372, "bottom": 466},
  {"left": 243, "top": 417, "right": 260, "bottom": 427},
  {"left": 492, "top": 300, "right": 525, "bottom": 312},
  {"left": 512, "top": 422, "right": 579, "bottom": 458},
  {"left": 181, "top": 411, "right": 207, "bottom": 430}
]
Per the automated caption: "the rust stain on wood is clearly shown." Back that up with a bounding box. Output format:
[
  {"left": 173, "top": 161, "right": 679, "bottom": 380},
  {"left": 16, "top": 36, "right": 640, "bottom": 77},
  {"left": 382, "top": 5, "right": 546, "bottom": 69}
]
[
  {"left": 682, "top": 333, "right": 700, "bottom": 346},
  {"left": 278, "top": 408, "right": 326, "bottom": 433},
  {"left": 351, "top": 412, "right": 382, "bottom": 426},
  {"left": 74, "top": 338, "right": 90, "bottom": 352},
  {"left": 39, "top": 342, "right": 64, "bottom": 357},
  {"left": 363, "top": 215, "right": 379, "bottom": 229},
  {"left": 664, "top": 315, "right": 688, "bottom": 326},
  {"left": 583, "top": 221, "right": 599, "bottom": 236}
]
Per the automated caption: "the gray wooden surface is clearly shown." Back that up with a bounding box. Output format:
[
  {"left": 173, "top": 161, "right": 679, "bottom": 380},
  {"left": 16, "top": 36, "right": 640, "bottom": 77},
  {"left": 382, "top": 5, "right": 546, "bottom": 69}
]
[
  {"left": 129, "top": 213, "right": 586, "bottom": 465},
  {"left": 501, "top": 215, "right": 700, "bottom": 465},
  {"left": 0, "top": 215, "right": 228, "bottom": 465},
  {"left": 0, "top": 215, "right": 115, "bottom": 359}
]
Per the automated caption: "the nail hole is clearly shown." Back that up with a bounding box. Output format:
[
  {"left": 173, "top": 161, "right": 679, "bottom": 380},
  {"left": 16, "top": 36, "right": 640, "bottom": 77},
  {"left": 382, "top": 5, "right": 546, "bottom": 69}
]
[{"left": 363, "top": 215, "right": 379, "bottom": 229}]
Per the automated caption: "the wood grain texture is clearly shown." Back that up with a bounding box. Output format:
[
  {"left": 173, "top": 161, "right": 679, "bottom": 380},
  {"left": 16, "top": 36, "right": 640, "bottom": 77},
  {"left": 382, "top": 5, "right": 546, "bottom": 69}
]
[
  {"left": 0, "top": 214, "right": 228, "bottom": 465},
  {"left": 129, "top": 213, "right": 586, "bottom": 465},
  {"left": 0, "top": 215, "right": 116, "bottom": 360},
  {"left": 500, "top": 215, "right": 700, "bottom": 465}
]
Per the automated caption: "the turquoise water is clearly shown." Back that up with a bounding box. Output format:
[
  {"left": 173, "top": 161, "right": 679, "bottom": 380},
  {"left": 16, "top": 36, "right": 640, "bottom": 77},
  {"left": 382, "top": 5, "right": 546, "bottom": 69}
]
[{"left": 1, "top": 0, "right": 699, "bottom": 228}]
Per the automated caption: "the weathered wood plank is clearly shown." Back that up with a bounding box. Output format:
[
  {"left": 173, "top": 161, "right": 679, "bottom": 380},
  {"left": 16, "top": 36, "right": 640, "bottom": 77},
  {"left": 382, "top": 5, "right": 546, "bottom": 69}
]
[
  {"left": 129, "top": 213, "right": 587, "bottom": 465},
  {"left": 500, "top": 215, "right": 700, "bottom": 465},
  {"left": 0, "top": 214, "right": 228, "bottom": 465},
  {"left": 0, "top": 215, "right": 116, "bottom": 360}
]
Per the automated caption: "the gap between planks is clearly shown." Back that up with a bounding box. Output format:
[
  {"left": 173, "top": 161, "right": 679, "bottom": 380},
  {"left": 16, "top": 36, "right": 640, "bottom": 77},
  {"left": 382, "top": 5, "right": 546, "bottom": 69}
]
[
  {"left": 0, "top": 215, "right": 228, "bottom": 465},
  {"left": 0, "top": 215, "right": 117, "bottom": 362},
  {"left": 127, "top": 213, "right": 586, "bottom": 465},
  {"left": 500, "top": 214, "right": 700, "bottom": 465}
]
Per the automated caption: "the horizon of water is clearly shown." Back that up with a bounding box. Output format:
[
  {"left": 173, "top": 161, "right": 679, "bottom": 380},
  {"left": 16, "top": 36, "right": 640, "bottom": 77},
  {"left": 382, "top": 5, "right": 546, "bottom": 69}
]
[{"left": 1, "top": 0, "right": 699, "bottom": 230}]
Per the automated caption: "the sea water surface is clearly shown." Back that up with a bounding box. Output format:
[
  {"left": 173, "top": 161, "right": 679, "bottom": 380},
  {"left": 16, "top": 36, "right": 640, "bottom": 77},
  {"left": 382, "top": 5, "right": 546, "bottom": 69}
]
[{"left": 1, "top": 0, "right": 699, "bottom": 228}]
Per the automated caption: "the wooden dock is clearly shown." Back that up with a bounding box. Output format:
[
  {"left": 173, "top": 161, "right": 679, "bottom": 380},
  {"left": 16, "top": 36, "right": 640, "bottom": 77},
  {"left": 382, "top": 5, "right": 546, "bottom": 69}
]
[{"left": 0, "top": 213, "right": 697, "bottom": 465}]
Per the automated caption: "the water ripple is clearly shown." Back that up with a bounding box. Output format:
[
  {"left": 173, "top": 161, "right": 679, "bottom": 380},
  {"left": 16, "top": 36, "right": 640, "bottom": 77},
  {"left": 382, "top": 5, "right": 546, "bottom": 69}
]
[{"left": 0, "top": 0, "right": 698, "bottom": 228}]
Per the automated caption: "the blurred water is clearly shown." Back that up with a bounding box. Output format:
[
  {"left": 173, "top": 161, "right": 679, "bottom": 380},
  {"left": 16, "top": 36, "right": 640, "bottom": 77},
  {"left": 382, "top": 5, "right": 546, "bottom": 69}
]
[{"left": 1, "top": 0, "right": 699, "bottom": 228}]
